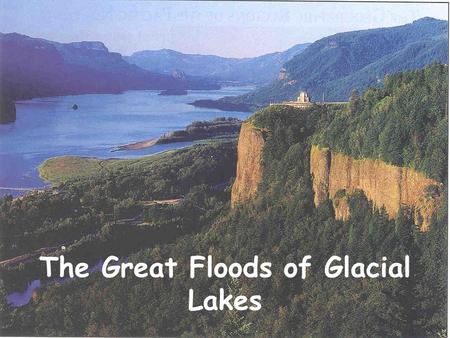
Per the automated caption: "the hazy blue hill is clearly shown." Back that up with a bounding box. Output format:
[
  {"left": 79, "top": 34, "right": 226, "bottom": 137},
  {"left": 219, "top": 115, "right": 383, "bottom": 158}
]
[
  {"left": 220, "top": 17, "right": 448, "bottom": 109},
  {"left": 125, "top": 43, "right": 310, "bottom": 85},
  {"left": 46, "top": 39, "right": 138, "bottom": 74},
  {"left": 126, "top": 49, "right": 237, "bottom": 77},
  {"left": 0, "top": 33, "right": 218, "bottom": 107}
]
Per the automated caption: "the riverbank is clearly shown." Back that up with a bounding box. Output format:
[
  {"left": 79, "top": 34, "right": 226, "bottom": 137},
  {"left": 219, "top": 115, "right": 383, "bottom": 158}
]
[
  {"left": 114, "top": 117, "right": 242, "bottom": 152},
  {"left": 112, "top": 138, "right": 158, "bottom": 151},
  {"left": 38, "top": 156, "right": 123, "bottom": 185},
  {"left": 38, "top": 137, "right": 233, "bottom": 186},
  {"left": 38, "top": 147, "right": 185, "bottom": 186}
]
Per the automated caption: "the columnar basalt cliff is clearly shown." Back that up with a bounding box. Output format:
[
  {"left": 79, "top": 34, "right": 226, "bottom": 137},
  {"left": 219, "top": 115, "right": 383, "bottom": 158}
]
[
  {"left": 310, "top": 145, "right": 442, "bottom": 231},
  {"left": 231, "top": 121, "right": 264, "bottom": 207},
  {"left": 231, "top": 125, "right": 442, "bottom": 230}
]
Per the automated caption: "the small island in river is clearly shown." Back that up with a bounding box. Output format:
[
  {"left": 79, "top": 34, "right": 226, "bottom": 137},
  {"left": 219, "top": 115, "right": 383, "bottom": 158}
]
[{"left": 188, "top": 99, "right": 250, "bottom": 112}]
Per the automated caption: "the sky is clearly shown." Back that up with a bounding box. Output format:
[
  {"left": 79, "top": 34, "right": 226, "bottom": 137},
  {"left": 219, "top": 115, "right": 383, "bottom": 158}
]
[{"left": 0, "top": 1, "right": 448, "bottom": 58}]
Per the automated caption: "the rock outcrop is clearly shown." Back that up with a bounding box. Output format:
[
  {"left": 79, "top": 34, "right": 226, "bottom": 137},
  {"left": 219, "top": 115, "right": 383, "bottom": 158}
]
[
  {"left": 333, "top": 193, "right": 350, "bottom": 221},
  {"left": 310, "top": 145, "right": 442, "bottom": 231},
  {"left": 231, "top": 121, "right": 265, "bottom": 207},
  {"left": 0, "top": 99, "right": 16, "bottom": 123}
]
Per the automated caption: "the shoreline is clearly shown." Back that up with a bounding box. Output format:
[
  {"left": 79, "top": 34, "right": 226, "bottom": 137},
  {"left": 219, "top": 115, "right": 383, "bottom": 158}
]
[
  {"left": 113, "top": 117, "right": 242, "bottom": 152},
  {"left": 112, "top": 138, "right": 159, "bottom": 151},
  {"left": 188, "top": 99, "right": 252, "bottom": 112},
  {"left": 36, "top": 146, "right": 191, "bottom": 187}
]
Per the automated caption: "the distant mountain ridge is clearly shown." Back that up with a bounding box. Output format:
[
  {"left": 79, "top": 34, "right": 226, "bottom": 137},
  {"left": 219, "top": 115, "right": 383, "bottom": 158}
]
[
  {"left": 0, "top": 32, "right": 219, "bottom": 100},
  {"left": 0, "top": 33, "right": 218, "bottom": 100},
  {"left": 1, "top": 17, "right": 447, "bottom": 124},
  {"left": 219, "top": 17, "right": 448, "bottom": 109},
  {"left": 125, "top": 43, "right": 311, "bottom": 85}
]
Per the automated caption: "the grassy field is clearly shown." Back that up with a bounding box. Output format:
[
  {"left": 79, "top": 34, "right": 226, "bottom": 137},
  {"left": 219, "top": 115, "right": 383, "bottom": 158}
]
[
  {"left": 38, "top": 156, "right": 121, "bottom": 185},
  {"left": 37, "top": 149, "right": 183, "bottom": 186}
]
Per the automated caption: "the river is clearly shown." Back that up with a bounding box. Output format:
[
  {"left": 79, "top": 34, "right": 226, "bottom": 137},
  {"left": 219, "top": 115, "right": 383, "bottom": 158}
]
[
  {"left": 7, "top": 259, "right": 108, "bottom": 307},
  {"left": 0, "top": 86, "right": 253, "bottom": 197}
]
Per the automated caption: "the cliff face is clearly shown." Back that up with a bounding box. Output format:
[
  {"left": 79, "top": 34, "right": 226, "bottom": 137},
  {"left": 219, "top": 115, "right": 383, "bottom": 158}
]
[
  {"left": 231, "top": 126, "right": 442, "bottom": 230},
  {"left": 231, "top": 121, "right": 264, "bottom": 207},
  {"left": 310, "top": 145, "right": 442, "bottom": 231}
]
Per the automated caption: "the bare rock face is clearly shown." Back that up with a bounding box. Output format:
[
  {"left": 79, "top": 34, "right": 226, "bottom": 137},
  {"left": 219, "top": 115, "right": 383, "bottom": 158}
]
[
  {"left": 310, "top": 145, "right": 331, "bottom": 206},
  {"left": 310, "top": 145, "right": 442, "bottom": 231},
  {"left": 230, "top": 129, "right": 442, "bottom": 230},
  {"left": 278, "top": 68, "right": 287, "bottom": 81},
  {"left": 333, "top": 192, "right": 350, "bottom": 221},
  {"left": 231, "top": 121, "right": 265, "bottom": 207}
]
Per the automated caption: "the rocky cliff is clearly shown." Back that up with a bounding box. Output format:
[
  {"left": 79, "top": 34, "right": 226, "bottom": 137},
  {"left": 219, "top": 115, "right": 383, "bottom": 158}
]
[
  {"left": 310, "top": 145, "right": 442, "bottom": 231},
  {"left": 231, "top": 125, "right": 442, "bottom": 230},
  {"left": 231, "top": 121, "right": 264, "bottom": 207}
]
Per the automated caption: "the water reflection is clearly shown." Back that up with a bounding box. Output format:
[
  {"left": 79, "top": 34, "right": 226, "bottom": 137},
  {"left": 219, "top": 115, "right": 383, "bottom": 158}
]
[{"left": 7, "top": 280, "right": 41, "bottom": 307}]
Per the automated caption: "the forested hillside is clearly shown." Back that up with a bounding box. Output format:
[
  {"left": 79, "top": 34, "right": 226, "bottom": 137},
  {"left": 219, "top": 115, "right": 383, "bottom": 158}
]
[
  {"left": 314, "top": 63, "right": 448, "bottom": 182},
  {"left": 221, "top": 17, "right": 448, "bottom": 109},
  {"left": 0, "top": 65, "right": 447, "bottom": 336}
]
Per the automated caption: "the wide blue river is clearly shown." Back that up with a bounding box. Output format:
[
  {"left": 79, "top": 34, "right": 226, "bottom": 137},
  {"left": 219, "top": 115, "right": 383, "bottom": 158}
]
[{"left": 0, "top": 86, "right": 253, "bottom": 197}]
